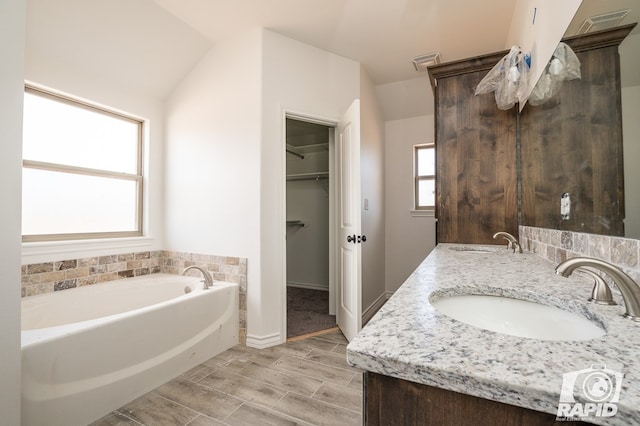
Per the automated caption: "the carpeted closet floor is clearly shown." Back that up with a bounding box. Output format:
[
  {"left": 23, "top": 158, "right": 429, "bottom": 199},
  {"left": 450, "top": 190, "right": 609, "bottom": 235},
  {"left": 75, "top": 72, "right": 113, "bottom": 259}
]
[{"left": 286, "top": 287, "right": 336, "bottom": 338}]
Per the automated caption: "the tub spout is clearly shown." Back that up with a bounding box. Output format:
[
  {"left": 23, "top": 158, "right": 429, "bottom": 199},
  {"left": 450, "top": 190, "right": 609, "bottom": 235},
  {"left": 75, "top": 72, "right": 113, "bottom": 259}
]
[
  {"left": 182, "top": 266, "right": 213, "bottom": 289},
  {"left": 556, "top": 257, "right": 640, "bottom": 321}
]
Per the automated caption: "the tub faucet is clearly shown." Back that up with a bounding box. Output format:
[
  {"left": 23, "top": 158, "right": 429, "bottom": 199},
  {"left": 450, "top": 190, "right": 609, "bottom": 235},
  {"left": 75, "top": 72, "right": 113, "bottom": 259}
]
[
  {"left": 492, "top": 231, "right": 522, "bottom": 253},
  {"left": 555, "top": 257, "right": 640, "bottom": 321},
  {"left": 181, "top": 266, "right": 213, "bottom": 289}
]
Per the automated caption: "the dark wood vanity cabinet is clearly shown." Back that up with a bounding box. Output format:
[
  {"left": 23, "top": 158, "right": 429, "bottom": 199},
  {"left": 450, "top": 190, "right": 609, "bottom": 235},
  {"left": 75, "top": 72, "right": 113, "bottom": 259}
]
[
  {"left": 429, "top": 52, "right": 518, "bottom": 245},
  {"left": 364, "top": 372, "right": 592, "bottom": 426},
  {"left": 428, "top": 25, "right": 633, "bottom": 243}
]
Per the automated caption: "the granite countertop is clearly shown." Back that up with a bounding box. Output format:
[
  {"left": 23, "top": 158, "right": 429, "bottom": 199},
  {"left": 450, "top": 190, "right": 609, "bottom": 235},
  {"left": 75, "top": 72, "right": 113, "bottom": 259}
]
[{"left": 346, "top": 243, "right": 640, "bottom": 425}]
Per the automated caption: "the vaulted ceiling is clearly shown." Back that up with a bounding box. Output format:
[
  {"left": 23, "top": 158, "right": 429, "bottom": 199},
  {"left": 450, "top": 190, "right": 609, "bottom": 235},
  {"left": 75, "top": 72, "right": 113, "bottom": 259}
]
[
  {"left": 25, "top": 0, "right": 638, "bottom": 120},
  {"left": 151, "top": 0, "right": 517, "bottom": 86}
]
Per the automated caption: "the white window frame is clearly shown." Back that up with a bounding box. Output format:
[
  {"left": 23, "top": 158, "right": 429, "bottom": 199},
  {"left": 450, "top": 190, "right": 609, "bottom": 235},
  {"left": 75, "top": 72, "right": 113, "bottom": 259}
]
[
  {"left": 22, "top": 85, "right": 144, "bottom": 242},
  {"left": 414, "top": 143, "right": 435, "bottom": 212}
]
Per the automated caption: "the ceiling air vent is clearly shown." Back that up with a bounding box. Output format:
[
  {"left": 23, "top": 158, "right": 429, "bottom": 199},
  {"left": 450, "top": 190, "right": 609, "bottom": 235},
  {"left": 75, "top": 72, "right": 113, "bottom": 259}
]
[
  {"left": 576, "top": 9, "right": 630, "bottom": 34},
  {"left": 412, "top": 52, "right": 441, "bottom": 72}
]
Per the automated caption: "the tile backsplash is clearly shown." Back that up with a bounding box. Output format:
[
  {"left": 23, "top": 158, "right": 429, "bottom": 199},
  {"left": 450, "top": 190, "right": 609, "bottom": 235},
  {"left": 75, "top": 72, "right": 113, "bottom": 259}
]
[
  {"left": 21, "top": 250, "right": 247, "bottom": 344},
  {"left": 520, "top": 226, "right": 640, "bottom": 283},
  {"left": 21, "top": 251, "right": 163, "bottom": 297}
]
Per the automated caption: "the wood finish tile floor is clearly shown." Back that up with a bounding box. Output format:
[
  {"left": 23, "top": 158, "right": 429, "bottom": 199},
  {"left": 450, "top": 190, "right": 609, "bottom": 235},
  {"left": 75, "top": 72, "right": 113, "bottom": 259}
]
[{"left": 92, "top": 330, "right": 362, "bottom": 426}]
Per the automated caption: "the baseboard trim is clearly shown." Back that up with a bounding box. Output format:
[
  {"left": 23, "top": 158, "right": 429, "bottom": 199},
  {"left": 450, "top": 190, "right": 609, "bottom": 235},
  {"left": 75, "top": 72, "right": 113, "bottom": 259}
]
[
  {"left": 286, "top": 281, "right": 329, "bottom": 292},
  {"left": 246, "top": 332, "right": 284, "bottom": 349},
  {"left": 362, "top": 292, "right": 392, "bottom": 325}
]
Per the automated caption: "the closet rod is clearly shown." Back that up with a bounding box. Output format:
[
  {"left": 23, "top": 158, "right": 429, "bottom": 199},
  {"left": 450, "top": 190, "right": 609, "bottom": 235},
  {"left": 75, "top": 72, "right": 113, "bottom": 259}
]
[
  {"left": 286, "top": 149, "right": 304, "bottom": 160},
  {"left": 286, "top": 172, "right": 329, "bottom": 181}
]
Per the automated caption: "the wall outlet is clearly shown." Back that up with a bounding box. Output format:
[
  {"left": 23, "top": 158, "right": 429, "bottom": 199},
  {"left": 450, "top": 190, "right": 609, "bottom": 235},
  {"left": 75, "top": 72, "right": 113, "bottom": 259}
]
[
  {"left": 561, "top": 192, "right": 570, "bottom": 220},
  {"left": 364, "top": 198, "right": 369, "bottom": 211}
]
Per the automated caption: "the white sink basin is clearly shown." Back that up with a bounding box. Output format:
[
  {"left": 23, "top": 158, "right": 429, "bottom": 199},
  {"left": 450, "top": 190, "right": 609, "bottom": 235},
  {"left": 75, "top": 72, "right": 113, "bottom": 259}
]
[{"left": 431, "top": 294, "right": 606, "bottom": 341}]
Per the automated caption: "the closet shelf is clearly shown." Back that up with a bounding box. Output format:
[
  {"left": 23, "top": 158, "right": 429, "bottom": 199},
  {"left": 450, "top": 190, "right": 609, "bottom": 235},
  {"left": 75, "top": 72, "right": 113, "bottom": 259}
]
[
  {"left": 286, "top": 172, "right": 329, "bottom": 181},
  {"left": 286, "top": 147, "right": 304, "bottom": 159}
]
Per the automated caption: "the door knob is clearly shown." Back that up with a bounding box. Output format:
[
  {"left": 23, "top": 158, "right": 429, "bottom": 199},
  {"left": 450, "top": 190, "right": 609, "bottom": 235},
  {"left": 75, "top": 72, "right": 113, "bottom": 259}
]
[{"left": 347, "top": 234, "right": 367, "bottom": 243}]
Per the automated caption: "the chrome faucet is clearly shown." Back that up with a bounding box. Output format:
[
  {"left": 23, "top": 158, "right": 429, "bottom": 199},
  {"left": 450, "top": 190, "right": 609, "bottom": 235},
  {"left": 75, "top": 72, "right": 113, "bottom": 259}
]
[
  {"left": 492, "top": 231, "right": 522, "bottom": 253},
  {"left": 181, "top": 266, "right": 214, "bottom": 289},
  {"left": 556, "top": 257, "right": 640, "bottom": 321}
]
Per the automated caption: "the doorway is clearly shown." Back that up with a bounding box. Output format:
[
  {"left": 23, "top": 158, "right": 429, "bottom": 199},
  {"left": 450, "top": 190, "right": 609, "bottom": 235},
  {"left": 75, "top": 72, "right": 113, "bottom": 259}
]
[{"left": 285, "top": 117, "right": 336, "bottom": 338}]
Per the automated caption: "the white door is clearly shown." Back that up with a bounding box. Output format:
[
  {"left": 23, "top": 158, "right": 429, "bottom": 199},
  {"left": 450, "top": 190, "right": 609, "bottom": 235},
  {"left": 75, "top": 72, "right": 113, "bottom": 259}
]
[{"left": 336, "top": 100, "right": 362, "bottom": 341}]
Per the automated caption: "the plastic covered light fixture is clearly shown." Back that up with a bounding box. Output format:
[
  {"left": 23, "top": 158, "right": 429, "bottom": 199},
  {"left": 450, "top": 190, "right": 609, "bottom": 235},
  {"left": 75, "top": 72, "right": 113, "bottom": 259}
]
[
  {"left": 528, "top": 42, "right": 581, "bottom": 106},
  {"left": 507, "top": 65, "right": 521, "bottom": 82},
  {"left": 475, "top": 46, "right": 531, "bottom": 110},
  {"left": 548, "top": 58, "right": 563, "bottom": 75}
]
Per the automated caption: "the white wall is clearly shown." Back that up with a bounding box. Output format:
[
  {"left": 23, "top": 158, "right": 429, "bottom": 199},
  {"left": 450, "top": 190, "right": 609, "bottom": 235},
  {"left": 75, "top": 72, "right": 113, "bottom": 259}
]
[
  {"left": 164, "top": 29, "right": 262, "bottom": 257},
  {"left": 506, "top": 0, "right": 582, "bottom": 108},
  {"left": 25, "top": 0, "right": 211, "bottom": 102},
  {"left": 385, "top": 115, "right": 437, "bottom": 293},
  {"left": 622, "top": 85, "right": 640, "bottom": 239},
  {"left": 374, "top": 77, "right": 434, "bottom": 121},
  {"left": 0, "top": 1, "right": 25, "bottom": 423},
  {"left": 359, "top": 67, "right": 387, "bottom": 316},
  {"left": 163, "top": 29, "right": 262, "bottom": 314},
  {"left": 261, "top": 29, "right": 360, "bottom": 346},
  {"left": 145, "top": 27, "right": 372, "bottom": 348}
]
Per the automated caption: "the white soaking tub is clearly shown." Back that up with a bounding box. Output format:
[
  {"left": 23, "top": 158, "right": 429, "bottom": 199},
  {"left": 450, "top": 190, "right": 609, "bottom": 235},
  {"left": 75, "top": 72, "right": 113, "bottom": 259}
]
[{"left": 21, "top": 273, "right": 239, "bottom": 426}]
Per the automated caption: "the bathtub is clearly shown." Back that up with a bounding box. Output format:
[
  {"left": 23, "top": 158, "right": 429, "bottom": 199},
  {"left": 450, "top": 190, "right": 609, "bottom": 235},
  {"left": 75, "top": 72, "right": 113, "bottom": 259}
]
[{"left": 21, "top": 273, "right": 239, "bottom": 426}]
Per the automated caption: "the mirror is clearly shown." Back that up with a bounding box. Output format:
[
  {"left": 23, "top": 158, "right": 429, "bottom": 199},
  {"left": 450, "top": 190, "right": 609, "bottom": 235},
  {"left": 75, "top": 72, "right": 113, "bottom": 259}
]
[{"left": 520, "top": 0, "right": 639, "bottom": 239}]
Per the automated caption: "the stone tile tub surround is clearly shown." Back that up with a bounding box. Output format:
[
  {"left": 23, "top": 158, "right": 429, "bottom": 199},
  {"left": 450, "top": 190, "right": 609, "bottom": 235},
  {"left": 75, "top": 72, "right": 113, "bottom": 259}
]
[
  {"left": 346, "top": 244, "right": 640, "bottom": 425},
  {"left": 21, "top": 250, "right": 248, "bottom": 344},
  {"left": 520, "top": 225, "right": 640, "bottom": 284},
  {"left": 21, "top": 251, "right": 163, "bottom": 297},
  {"left": 163, "top": 251, "right": 248, "bottom": 344}
]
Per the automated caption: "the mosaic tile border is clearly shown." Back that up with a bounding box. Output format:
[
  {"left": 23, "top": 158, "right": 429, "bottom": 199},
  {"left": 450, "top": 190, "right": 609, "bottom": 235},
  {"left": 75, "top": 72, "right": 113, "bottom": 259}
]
[
  {"left": 21, "top": 250, "right": 247, "bottom": 344},
  {"left": 520, "top": 226, "right": 640, "bottom": 283}
]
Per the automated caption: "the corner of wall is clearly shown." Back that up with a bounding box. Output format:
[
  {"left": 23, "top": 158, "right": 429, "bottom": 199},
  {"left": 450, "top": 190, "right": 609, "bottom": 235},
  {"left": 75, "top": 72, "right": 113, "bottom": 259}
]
[{"left": 0, "top": 1, "right": 26, "bottom": 423}]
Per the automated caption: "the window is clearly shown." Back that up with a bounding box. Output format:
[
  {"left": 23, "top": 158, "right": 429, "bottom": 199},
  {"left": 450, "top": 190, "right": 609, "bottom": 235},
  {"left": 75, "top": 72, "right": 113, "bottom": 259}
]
[
  {"left": 414, "top": 144, "right": 435, "bottom": 210},
  {"left": 22, "top": 86, "right": 143, "bottom": 242}
]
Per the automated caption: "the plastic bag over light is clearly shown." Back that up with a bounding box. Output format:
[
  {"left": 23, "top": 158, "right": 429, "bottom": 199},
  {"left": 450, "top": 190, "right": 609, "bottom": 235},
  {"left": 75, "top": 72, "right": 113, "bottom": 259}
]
[
  {"left": 475, "top": 46, "right": 531, "bottom": 110},
  {"left": 528, "top": 42, "right": 581, "bottom": 106}
]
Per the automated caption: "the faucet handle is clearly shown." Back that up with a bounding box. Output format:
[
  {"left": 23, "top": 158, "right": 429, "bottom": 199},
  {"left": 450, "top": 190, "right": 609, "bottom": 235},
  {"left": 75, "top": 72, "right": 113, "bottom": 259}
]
[
  {"left": 492, "top": 231, "right": 522, "bottom": 253},
  {"left": 575, "top": 268, "right": 617, "bottom": 306}
]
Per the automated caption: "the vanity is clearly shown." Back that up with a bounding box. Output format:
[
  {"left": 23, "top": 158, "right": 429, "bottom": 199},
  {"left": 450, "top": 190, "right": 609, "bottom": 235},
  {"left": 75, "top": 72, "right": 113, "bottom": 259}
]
[
  {"left": 347, "top": 5, "right": 640, "bottom": 424},
  {"left": 346, "top": 244, "right": 640, "bottom": 425}
]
